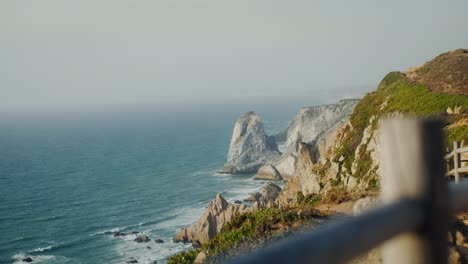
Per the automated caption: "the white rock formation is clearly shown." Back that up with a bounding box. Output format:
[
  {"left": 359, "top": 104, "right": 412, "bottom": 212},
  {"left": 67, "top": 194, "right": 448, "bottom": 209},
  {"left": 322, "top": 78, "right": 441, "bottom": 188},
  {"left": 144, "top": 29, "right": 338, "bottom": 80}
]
[
  {"left": 277, "top": 99, "right": 359, "bottom": 154},
  {"left": 220, "top": 112, "right": 281, "bottom": 174},
  {"left": 254, "top": 165, "right": 282, "bottom": 180}
]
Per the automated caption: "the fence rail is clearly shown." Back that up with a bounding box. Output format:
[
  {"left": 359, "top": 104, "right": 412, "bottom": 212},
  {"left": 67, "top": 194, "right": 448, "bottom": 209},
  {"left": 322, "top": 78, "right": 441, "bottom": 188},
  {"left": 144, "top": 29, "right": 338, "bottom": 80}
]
[
  {"left": 231, "top": 119, "right": 468, "bottom": 264},
  {"left": 446, "top": 141, "right": 468, "bottom": 182}
]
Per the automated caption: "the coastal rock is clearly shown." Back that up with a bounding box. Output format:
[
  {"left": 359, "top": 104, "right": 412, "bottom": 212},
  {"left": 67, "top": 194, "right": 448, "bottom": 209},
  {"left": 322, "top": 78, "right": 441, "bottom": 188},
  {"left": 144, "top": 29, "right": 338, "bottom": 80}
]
[
  {"left": 220, "top": 112, "right": 281, "bottom": 174},
  {"left": 277, "top": 99, "right": 359, "bottom": 154},
  {"left": 114, "top": 231, "right": 127, "bottom": 237},
  {"left": 154, "top": 239, "right": 164, "bottom": 243},
  {"left": 174, "top": 194, "right": 247, "bottom": 245},
  {"left": 194, "top": 252, "right": 207, "bottom": 264},
  {"left": 246, "top": 192, "right": 262, "bottom": 202},
  {"left": 274, "top": 154, "right": 297, "bottom": 180},
  {"left": 22, "top": 257, "right": 33, "bottom": 263},
  {"left": 134, "top": 235, "right": 150, "bottom": 243},
  {"left": 259, "top": 182, "right": 282, "bottom": 205},
  {"left": 276, "top": 143, "right": 320, "bottom": 207},
  {"left": 126, "top": 257, "right": 138, "bottom": 263},
  {"left": 254, "top": 165, "right": 282, "bottom": 180}
]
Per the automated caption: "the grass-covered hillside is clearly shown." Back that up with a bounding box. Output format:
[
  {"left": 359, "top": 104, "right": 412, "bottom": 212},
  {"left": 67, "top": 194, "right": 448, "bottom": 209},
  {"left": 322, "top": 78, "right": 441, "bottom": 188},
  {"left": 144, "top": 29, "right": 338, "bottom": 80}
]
[
  {"left": 167, "top": 49, "right": 468, "bottom": 264},
  {"left": 335, "top": 71, "right": 468, "bottom": 176}
]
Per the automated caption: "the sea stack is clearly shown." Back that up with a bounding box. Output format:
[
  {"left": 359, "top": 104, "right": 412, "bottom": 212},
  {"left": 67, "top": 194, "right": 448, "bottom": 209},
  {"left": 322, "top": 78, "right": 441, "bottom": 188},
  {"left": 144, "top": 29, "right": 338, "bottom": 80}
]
[{"left": 220, "top": 112, "right": 280, "bottom": 174}]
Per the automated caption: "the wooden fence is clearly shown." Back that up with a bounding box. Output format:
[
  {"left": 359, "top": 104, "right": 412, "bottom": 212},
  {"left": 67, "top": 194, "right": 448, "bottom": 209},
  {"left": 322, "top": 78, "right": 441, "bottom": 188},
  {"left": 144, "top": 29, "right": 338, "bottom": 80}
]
[
  {"left": 446, "top": 141, "right": 468, "bottom": 183},
  {"left": 231, "top": 119, "right": 468, "bottom": 264}
]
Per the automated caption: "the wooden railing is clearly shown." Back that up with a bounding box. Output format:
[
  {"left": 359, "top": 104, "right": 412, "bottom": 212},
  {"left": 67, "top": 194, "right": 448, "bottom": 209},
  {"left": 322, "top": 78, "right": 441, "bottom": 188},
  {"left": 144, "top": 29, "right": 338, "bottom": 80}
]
[
  {"left": 445, "top": 141, "right": 468, "bottom": 183},
  {"left": 231, "top": 119, "right": 468, "bottom": 264}
]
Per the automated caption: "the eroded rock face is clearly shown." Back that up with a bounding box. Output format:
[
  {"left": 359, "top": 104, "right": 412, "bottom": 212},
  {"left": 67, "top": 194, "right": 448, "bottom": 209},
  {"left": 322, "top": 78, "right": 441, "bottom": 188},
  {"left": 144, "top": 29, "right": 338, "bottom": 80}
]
[
  {"left": 259, "top": 182, "right": 281, "bottom": 206},
  {"left": 274, "top": 154, "right": 297, "bottom": 180},
  {"left": 220, "top": 112, "right": 281, "bottom": 174},
  {"left": 254, "top": 165, "right": 282, "bottom": 180},
  {"left": 174, "top": 194, "right": 247, "bottom": 245},
  {"left": 276, "top": 143, "right": 321, "bottom": 207},
  {"left": 277, "top": 99, "right": 359, "bottom": 154}
]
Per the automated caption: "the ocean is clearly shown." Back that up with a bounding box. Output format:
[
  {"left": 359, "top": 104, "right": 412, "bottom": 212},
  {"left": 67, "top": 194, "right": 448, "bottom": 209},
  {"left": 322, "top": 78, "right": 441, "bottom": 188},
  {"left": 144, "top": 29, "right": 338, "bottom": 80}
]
[{"left": 0, "top": 98, "right": 325, "bottom": 264}]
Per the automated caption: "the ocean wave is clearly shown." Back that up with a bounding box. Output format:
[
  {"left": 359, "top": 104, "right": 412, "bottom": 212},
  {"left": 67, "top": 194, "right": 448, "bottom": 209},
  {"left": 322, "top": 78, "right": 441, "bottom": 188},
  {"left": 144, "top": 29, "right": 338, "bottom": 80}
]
[
  {"left": 89, "top": 226, "right": 128, "bottom": 237},
  {"left": 12, "top": 253, "right": 80, "bottom": 264},
  {"left": 12, "top": 253, "right": 55, "bottom": 264},
  {"left": 28, "top": 245, "right": 55, "bottom": 253}
]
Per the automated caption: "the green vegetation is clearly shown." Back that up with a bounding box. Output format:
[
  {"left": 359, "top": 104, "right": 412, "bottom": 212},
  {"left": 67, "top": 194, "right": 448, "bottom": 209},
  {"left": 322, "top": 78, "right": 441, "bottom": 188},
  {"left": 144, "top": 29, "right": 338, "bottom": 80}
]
[
  {"left": 167, "top": 204, "right": 329, "bottom": 264},
  {"left": 297, "top": 192, "right": 322, "bottom": 208},
  {"left": 334, "top": 71, "right": 468, "bottom": 183},
  {"left": 167, "top": 250, "right": 199, "bottom": 264},
  {"left": 204, "top": 208, "right": 300, "bottom": 257}
]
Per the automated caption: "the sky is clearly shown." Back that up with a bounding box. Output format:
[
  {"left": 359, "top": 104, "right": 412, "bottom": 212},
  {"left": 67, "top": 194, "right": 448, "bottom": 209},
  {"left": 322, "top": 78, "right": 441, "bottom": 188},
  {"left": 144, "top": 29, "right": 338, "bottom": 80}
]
[{"left": 1, "top": 0, "right": 467, "bottom": 111}]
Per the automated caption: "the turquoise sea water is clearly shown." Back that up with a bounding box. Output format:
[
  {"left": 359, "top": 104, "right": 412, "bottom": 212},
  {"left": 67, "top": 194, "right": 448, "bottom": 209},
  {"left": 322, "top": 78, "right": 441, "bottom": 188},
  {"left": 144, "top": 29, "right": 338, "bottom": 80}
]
[{"left": 0, "top": 99, "right": 322, "bottom": 264}]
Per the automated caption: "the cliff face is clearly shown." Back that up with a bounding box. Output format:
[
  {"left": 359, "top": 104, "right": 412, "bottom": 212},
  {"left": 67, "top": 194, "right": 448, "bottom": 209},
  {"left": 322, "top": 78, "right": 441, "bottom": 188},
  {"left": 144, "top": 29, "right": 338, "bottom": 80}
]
[
  {"left": 277, "top": 99, "right": 360, "bottom": 154},
  {"left": 277, "top": 49, "right": 468, "bottom": 204},
  {"left": 220, "top": 112, "right": 281, "bottom": 174},
  {"left": 174, "top": 194, "right": 247, "bottom": 245}
]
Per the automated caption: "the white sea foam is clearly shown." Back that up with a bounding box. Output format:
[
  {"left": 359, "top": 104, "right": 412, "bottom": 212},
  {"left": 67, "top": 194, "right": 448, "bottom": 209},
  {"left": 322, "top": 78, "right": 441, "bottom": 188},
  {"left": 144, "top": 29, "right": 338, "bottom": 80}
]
[
  {"left": 89, "top": 226, "right": 129, "bottom": 237},
  {"left": 12, "top": 253, "right": 55, "bottom": 264},
  {"left": 29, "top": 245, "right": 54, "bottom": 253}
]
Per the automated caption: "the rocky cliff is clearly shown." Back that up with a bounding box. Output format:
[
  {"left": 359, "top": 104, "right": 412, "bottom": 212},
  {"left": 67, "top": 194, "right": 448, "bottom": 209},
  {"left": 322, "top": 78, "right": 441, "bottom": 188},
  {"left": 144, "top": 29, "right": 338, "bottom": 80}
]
[
  {"left": 259, "top": 99, "right": 359, "bottom": 180},
  {"left": 174, "top": 194, "right": 247, "bottom": 245},
  {"left": 174, "top": 183, "right": 282, "bottom": 245},
  {"left": 276, "top": 99, "right": 359, "bottom": 154},
  {"left": 276, "top": 49, "right": 468, "bottom": 204},
  {"left": 220, "top": 112, "right": 281, "bottom": 174}
]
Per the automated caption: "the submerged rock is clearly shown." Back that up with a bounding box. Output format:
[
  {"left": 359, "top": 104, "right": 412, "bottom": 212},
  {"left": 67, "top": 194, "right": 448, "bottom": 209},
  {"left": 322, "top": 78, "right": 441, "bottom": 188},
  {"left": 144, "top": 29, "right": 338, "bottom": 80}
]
[
  {"left": 113, "top": 231, "right": 127, "bottom": 237},
  {"left": 154, "top": 238, "right": 164, "bottom": 243},
  {"left": 126, "top": 257, "right": 138, "bottom": 263},
  {"left": 134, "top": 235, "right": 150, "bottom": 243},
  {"left": 220, "top": 112, "right": 281, "bottom": 174},
  {"left": 22, "top": 257, "right": 33, "bottom": 263},
  {"left": 174, "top": 194, "right": 247, "bottom": 245},
  {"left": 254, "top": 165, "right": 282, "bottom": 180}
]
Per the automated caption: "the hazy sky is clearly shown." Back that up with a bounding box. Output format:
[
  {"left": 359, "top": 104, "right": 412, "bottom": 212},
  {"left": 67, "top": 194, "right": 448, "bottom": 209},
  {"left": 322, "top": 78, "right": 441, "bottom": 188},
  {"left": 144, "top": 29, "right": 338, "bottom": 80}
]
[{"left": 1, "top": 0, "right": 467, "bottom": 111}]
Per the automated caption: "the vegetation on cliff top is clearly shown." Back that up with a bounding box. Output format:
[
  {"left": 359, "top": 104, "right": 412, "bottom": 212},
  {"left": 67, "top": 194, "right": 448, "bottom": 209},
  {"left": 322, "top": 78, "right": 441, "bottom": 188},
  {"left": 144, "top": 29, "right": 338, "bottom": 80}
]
[
  {"left": 335, "top": 71, "right": 468, "bottom": 180},
  {"left": 167, "top": 205, "right": 329, "bottom": 264}
]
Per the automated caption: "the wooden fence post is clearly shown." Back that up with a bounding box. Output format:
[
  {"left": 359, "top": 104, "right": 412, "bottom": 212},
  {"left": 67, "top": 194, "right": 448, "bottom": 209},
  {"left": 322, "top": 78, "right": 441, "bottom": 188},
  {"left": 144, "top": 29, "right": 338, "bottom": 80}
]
[
  {"left": 380, "top": 119, "right": 449, "bottom": 264},
  {"left": 454, "top": 141, "right": 461, "bottom": 183}
]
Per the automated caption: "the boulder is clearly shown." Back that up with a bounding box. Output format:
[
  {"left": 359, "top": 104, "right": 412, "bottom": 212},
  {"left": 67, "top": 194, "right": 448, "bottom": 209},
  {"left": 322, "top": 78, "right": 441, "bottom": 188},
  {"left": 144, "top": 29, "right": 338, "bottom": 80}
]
[
  {"left": 220, "top": 112, "right": 281, "bottom": 174},
  {"left": 274, "top": 154, "right": 297, "bottom": 180},
  {"left": 245, "top": 192, "right": 262, "bottom": 202},
  {"left": 154, "top": 239, "right": 164, "bottom": 243},
  {"left": 194, "top": 251, "right": 207, "bottom": 264},
  {"left": 113, "top": 231, "right": 127, "bottom": 237},
  {"left": 174, "top": 194, "right": 247, "bottom": 245},
  {"left": 134, "top": 235, "right": 150, "bottom": 243},
  {"left": 126, "top": 257, "right": 138, "bottom": 263},
  {"left": 259, "top": 182, "right": 281, "bottom": 205},
  {"left": 22, "top": 257, "right": 33, "bottom": 263},
  {"left": 254, "top": 165, "right": 282, "bottom": 180}
]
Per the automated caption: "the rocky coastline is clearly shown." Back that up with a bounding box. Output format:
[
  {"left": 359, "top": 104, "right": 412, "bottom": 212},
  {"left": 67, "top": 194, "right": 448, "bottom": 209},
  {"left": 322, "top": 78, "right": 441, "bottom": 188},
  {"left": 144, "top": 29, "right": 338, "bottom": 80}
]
[{"left": 166, "top": 49, "right": 468, "bottom": 264}]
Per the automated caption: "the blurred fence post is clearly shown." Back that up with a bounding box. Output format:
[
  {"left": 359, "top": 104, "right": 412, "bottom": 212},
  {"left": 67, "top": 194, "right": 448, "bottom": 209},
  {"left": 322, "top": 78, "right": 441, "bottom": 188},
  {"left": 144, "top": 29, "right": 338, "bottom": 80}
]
[
  {"left": 454, "top": 141, "right": 461, "bottom": 183},
  {"left": 380, "top": 119, "right": 448, "bottom": 264}
]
